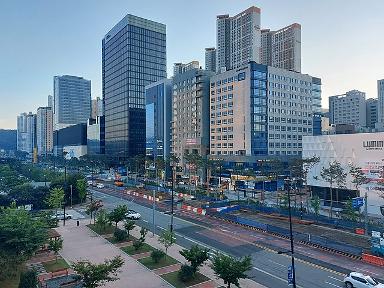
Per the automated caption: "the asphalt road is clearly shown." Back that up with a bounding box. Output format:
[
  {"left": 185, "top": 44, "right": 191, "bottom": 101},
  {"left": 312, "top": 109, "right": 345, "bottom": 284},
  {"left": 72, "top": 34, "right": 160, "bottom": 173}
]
[{"left": 88, "top": 189, "right": 348, "bottom": 288}]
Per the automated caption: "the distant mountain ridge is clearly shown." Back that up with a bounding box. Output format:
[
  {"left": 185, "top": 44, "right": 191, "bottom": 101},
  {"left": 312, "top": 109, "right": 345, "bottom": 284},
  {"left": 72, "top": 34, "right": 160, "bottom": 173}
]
[{"left": 0, "top": 129, "right": 17, "bottom": 150}]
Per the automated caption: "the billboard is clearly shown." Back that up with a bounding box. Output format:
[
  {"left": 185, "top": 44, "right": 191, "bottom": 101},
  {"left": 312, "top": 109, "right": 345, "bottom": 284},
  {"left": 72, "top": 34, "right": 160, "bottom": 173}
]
[{"left": 303, "top": 133, "right": 384, "bottom": 215}]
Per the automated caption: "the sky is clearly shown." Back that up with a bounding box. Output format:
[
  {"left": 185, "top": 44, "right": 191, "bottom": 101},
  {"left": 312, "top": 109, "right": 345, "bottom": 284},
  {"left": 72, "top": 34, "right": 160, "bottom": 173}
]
[{"left": 1, "top": 0, "right": 384, "bottom": 129}]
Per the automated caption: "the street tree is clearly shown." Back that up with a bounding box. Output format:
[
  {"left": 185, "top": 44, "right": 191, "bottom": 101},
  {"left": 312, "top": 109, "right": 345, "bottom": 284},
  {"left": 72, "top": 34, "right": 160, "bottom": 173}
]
[
  {"left": 45, "top": 187, "right": 65, "bottom": 218},
  {"left": 73, "top": 256, "right": 124, "bottom": 288},
  {"left": 158, "top": 230, "right": 176, "bottom": 255},
  {"left": 342, "top": 198, "right": 359, "bottom": 222},
  {"left": 86, "top": 200, "right": 104, "bottom": 224},
  {"left": 108, "top": 205, "right": 128, "bottom": 228},
  {"left": 180, "top": 245, "right": 210, "bottom": 274},
  {"left": 320, "top": 161, "right": 347, "bottom": 218},
  {"left": 310, "top": 195, "right": 321, "bottom": 221},
  {"left": 211, "top": 254, "right": 252, "bottom": 288},
  {"left": 76, "top": 178, "right": 88, "bottom": 204},
  {"left": 95, "top": 209, "right": 109, "bottom": 232},
  {"left": 124, "top": 220, "right": 135, "bottom": 240},
  {"left": 349, "top": 164, "right": 369, "bottom": 193},
  {"left": 48, "top": 237, "right": 63, "bottom": 263},
  {"left": 0, "top": 208, "right": 48, "bottom": 280}
]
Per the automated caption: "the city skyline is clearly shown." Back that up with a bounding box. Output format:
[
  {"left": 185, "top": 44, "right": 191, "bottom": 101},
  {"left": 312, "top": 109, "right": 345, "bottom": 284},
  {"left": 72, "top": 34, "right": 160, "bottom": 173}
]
[{"left": 1, "top": 0, "right": 384, "bottom": 129}]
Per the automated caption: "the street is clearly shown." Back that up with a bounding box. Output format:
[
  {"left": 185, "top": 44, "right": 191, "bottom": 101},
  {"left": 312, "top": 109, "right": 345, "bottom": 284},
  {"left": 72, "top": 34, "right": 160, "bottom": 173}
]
[{"left": 88, "top": 189, "right": 350, "bottom": 288}]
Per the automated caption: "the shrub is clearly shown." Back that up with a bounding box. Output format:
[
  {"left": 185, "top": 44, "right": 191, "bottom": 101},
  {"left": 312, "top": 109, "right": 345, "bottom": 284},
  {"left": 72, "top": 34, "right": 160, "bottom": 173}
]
[
  {"left": 178, "top": 264, "right": 194, "bottom": 282},
  {"left": 133, "top": 240, "right": 143, "bottom": 251},
  {"left": 114, "top": 228, "right": 128, "bottom": 242},
  {"left": 18, "top": 270, "right": 38, "bottom": 288},
  {"left": 151, "top": 250, "right": 165, "bottom": 263}
]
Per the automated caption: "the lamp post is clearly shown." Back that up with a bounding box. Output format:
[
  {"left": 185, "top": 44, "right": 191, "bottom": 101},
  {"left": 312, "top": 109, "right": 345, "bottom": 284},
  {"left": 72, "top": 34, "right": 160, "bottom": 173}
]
[
  {"left": 63, "top": 166, "right": 67, "bottom": 226},
  {"left": 170, "top": 163, "right": 175, "bottom": 232},
  {"left": 283, "top": 177, "right": 297, "bottom": 288}
]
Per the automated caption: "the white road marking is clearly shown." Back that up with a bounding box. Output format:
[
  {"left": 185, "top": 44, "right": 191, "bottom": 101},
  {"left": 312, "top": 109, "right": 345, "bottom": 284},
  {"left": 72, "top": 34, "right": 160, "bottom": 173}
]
[
  {"left": 252, "top": 266, "right": 305, "bottom": 288},
  {"left": 268, "top": 259, "right": 286, "bottom": 268},
  {"left": 157, "top": 226, "right": 166, "bottom": 230},
  {"left": 325, "top": 281, "right": 342, "bottom": 287},
  {"left": 142, "top": 219, "right": 148, "bottom": 223},
  {"left": 327, "top": 276, "right": 343, "bottom": 282}
]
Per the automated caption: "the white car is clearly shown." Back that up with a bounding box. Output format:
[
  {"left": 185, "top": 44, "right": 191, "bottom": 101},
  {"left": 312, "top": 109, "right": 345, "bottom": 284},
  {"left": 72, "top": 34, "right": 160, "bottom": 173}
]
[
  {"left": 87, "top": 180, "right": 93, "bottom": 186},
  {"left": 52, "top": 212, "right": 73, "bottom": 220},
  {"left": 125, "top": 210, "right": 141, "bottom": 220},
  {"left": 344, "top": 272, "right": 384, "bottom": 288},
  {"left": 96, "top": 183, "right": 104, "bottom": 189}
]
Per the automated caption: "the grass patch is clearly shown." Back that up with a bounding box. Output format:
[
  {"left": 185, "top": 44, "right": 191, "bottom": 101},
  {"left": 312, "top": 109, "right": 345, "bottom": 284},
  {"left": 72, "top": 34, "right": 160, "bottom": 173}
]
[
  {"left": 161, "top": 271, "right": 210, "bottom": 288},
  {"left": 42, "top": 258, "right": 70, "bottom": 272},
  {"left": 87, "top": 224, "right": 115, "bottom": 235},
  {"left": 138, "top": 255, "right": 178, "bottom": 270},
  {"left": 121, "top": 243, "right": 154, "bottom": 255}
]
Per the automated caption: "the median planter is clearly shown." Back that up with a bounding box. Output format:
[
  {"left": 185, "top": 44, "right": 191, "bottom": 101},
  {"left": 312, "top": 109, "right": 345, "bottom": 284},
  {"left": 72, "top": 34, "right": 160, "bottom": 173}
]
[
  {"left": 138, "top": 254, "right": 178, "bottom": 270},
  {"left": 161, "top": 271, "right": 210, "bottom": 288}
]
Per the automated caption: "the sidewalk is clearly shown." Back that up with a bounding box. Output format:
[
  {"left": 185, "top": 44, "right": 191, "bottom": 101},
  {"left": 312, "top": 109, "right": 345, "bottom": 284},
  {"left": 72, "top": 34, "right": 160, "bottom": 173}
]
[
  {"left": 56, "top": 220, "right": 171, "bottom": 288},
  {"left": 129, "top": 226, "right": 267, "bottom": 288}
]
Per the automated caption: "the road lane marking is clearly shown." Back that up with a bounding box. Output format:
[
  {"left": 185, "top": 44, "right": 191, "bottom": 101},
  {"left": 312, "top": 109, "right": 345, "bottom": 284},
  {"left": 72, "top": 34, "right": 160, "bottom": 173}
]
[
  {"left": 157, "top": 226, "right": 166, "bottom": 230},
  {"left": 268, "top": 259, "right": 286, "bottom": 268},
  {"left": 142, "top": 219, "right": 148, "bottom": 223},
  {"left": 327, "top": 276, "right": 343, "bottom": 282},
  {"left": 252, "top": 266, "right": 305, "bottom": 288},
  {"left": 325, "top": 281, "right": 342, "bottom": 287}
]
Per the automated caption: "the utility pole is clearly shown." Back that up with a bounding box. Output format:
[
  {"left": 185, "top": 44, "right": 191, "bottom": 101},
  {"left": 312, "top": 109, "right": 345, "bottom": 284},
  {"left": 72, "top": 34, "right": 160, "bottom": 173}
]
[
  {"left": 152, "top": 158, "right": 156, "bottom": 236},
  {"left": 286, "top": 178, "right": 296, "bottom": 288},
  {"left": 63, "top": 166, "right": 67, "bottom": 226},
  {"left": 364, "top": 191, "right": 368, "bottom": 236},
  {"left": 70, "top": 184, "right": 73, "bottom": 208},
  {"left": 170, "top": 164, "right": 174, "bottom": 232}
]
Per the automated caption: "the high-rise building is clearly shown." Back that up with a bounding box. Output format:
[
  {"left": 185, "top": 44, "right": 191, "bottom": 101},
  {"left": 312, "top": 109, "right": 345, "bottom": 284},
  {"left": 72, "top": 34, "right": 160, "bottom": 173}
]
[
  {"left": 36, "top": 107, "right": 53, "bottom": 156},
  {"left": 17, "top": 112, "right": 36, "bottom": 154},
  {"left": 145, "top": 79, "right": 172, "bottom": 161},
  {"left": 102, "top": 14, "right": 166, "bottom": 161},
  {"left": 216, "top": 7, "right": 261, "bottom": 72},
  {"left": 261, "top": 24, "right": 301, "bottom": 72},
  {"left": 87, "top": 116, "right": 105, "bottom": 155},
  {"left": 377, "top": 79, "right": 384, "bottom": 129},
  {"left": 205, "top": 48, "right": 216, "bottom": 72},
  {"left": 210, "top": 62, "right": 320, "bottom": 158},
  {"left": 91, "top": 97, "right": 103, "bottom": 119},
  {"left": 173, "top": 61, "right": 199, "bottom": 76},
  {"left": 366, "top": 98, "right": 378, "bottom": 129},
  {"left": 47, "top": 95, "right": 53, "bottom": 108},
  {"left": 172, "top": 62, "right": 213, "bottom": 166},
  {"left": 271, "top": 23, "right": 301, "bottom": 72},
  {"left": 329, "top": 90, "right": 367, "bottom": 129},
  {"left": 53, "top": 75, "right": 91, "bottom": 130}
]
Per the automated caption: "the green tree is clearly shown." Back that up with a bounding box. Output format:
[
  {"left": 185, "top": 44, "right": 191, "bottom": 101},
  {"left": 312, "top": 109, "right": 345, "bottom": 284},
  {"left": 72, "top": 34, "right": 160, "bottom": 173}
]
[
  {"left": 151, "top": 250, "right": 165, "bottom": 264},
  {"left": 95, "top": 209, "right": 109, "bottom": 232},
  {"left": 73, "top": 256, "right": 124, "bottom": 288},
  {"left": 211, "top": 254, "right": 252, "bottom": 288},
  {"left": 158, "top": 230, "right": 176, "bottom": 255},
  {"left": 0, "top": 208, "right": 48, "bottom": 279},
  {"left": 310, "top": 195, "right": 321, "bottom": 221},
  {"left": 76, "top": 178, "right": 88, "bottom": 204},
  {"left": 48, "top": 237, "right": 63, "bottom": 263},
  {"left": 342, "top": 198, "right": 359, "bottom": 222},
  {"left": 45, "top": 187, "right": 65, "bottom": 218},
  {"left": 108, "top": 205, "right": 128, "bottom": 228},
  {"left": 320, "top": 160, "right": 347, "bottom": 218},
  {"left": 124, "top": 220, "right": 135, "bottom": 240},
  {"left": 18, "top": 270, "right": 38, "bottom": 288},
  {"left": 180, "top": 245, "right": 209, "bottom": 274},
  {"left": 349, "top": 164, "right": 369, "bottom": 193},
  {"left": 86, "top": 200, "right": 104, "bottom": 224}
]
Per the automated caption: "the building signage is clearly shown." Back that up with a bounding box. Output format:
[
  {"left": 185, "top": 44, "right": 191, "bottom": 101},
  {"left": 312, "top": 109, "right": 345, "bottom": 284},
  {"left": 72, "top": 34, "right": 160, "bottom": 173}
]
[{"left": 363, "top": 140, "right": 384, "bottom": 150}]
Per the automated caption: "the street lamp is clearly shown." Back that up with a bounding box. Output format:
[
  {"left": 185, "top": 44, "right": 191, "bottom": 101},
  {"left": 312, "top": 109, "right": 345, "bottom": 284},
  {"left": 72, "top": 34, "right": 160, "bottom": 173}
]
[{"left": 282, "top": 177, "right": 297, "bottom": 288}]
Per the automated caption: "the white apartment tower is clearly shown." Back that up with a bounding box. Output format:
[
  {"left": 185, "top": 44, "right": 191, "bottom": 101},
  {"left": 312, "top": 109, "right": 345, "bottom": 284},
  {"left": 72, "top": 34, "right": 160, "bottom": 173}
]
[
  {"left": 36, "top": 107, "right": 53, "bottom": 156},
  {"left": 261, "top": 24, "right": 301, "bottom": 72},
  {"left": 17, "top": 112, "right": 36, "bottom": 154},
  {"left": 216, "top": 7, "right": 261, "bottom": 72}
]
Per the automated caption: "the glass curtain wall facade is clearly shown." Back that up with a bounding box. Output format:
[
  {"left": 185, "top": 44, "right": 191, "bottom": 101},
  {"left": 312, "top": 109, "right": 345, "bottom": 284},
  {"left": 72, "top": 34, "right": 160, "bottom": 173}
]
[
  {"left": 102, "top": 14, "right": 166, "bottom": 161},
  {"left": 250, "top": 63, "right": 268, "bottom": 155}
]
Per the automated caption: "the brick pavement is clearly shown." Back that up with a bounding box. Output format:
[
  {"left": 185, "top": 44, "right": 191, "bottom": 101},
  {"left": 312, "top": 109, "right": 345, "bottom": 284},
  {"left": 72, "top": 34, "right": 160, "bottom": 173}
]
[
  {"left": 56, "top": 220, "right": 171, "bottom": 288},
  {"left": 153, "top": 263, "right": 181, "bottom": 275}
]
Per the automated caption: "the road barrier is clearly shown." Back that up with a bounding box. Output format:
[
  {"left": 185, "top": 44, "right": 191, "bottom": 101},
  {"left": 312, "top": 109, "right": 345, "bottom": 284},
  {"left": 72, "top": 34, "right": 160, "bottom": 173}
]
[{"left": 362, "top": 253, "right": 384, "bottom": 266}]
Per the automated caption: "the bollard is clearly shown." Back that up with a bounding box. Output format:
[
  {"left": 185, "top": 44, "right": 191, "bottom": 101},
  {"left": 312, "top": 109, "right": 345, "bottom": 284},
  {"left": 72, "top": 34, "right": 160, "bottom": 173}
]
[{"left": 77, "top": 220, "right": 79, "bottom": 226}]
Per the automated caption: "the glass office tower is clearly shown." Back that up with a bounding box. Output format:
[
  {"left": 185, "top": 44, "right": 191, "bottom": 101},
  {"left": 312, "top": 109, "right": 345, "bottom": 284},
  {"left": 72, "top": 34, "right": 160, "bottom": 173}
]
[{"left": 102, "top": 14, "right": 166, "bottom": 161}]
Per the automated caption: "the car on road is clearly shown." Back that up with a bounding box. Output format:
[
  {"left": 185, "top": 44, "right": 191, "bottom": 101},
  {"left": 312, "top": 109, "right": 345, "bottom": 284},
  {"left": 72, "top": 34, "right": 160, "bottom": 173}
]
[
  {"left": 344, "top": 272, "right": 383, "bottom": 288},
  {"left": 125, "top": 210, "right": 141, "bottom": 220},
  {"left": 96, "top": 183, "right": 104, "bottom": 188},
  {"left": 87, "top": 180, "right": 93, "bottom": 186},
  {"left": 52, "top": 212, "right": 73, "bottom": 220}
]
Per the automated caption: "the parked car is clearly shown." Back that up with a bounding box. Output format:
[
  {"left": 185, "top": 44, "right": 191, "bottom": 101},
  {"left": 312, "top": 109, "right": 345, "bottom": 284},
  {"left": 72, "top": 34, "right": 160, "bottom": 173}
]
[
  {"left": 125, "top": 210, "right": 141, "bottom": 220},
  {"left": 87, "top": 180, "right": 93, "bottom": 186},
  {"left": 344, "top": 272, "right": 384, "bottom": 288},
  {"left": 96, "top": 183, "right": 104, "bottom": 189},
  {"left": 51, "top": 212, "right": 73, "bottom": 220}
]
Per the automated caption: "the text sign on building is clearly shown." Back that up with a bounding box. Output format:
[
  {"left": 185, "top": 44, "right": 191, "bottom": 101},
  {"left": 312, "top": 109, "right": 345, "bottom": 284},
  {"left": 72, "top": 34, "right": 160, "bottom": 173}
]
[{"left": 352, "top": 197, "right": 364, "bottom": 208}]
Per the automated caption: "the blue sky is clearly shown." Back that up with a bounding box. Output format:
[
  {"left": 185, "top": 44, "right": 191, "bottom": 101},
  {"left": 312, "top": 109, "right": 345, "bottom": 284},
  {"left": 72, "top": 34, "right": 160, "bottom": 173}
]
[{"left": 1, "top": 0, "right": 384, "bottom": 129}]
